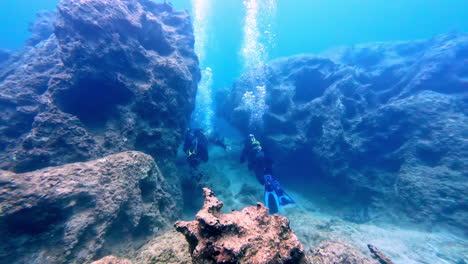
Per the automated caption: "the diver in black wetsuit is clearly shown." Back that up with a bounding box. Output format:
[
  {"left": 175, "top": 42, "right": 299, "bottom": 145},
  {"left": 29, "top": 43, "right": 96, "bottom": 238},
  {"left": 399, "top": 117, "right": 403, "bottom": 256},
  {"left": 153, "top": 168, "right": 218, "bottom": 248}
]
[
  {"left": 240, "top": 133, "right": 295, "bottom": 214},
  {"left": 183, "top": 128, "right": 209, "bottom": 181},
  {"left": 240, "top": 134, "right": 271, "bottom": 184}
]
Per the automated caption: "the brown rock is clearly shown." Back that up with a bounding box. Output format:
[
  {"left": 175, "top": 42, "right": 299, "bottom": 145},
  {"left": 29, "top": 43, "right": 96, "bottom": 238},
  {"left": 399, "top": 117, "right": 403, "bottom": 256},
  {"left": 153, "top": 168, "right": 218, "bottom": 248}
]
[
  {"left": 368, "top": 244, "right": 395, "bottom": 264},
  {"left": 136, "top": 230, "right": 192, "bottom": 264},
  {"left": 175, "top": 188, "right": 304, "bottom": 264},
  {"left": 0, "top": 151, "right": 176, "bottom": 264},
  {"left": 305, "top": 241, "right": 377, "bottom": 264},
  {"left": 91, "top": 256, "right": 133, "bottom": 264}
]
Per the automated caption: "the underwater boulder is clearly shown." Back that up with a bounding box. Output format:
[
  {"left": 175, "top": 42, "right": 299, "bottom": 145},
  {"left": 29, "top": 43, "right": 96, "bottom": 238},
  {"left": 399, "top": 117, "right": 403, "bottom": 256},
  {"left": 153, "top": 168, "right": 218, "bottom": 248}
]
[
  {"left": 0, "top": 151, "right": 176, "bottom": 264},
  {"left": 305, "top": 241, "right": 378, "bottom": 264},
  {"left": 175, "top": 188, "right": 304, "bottom": 264},
  {"left": 0, "top": 0, "right": 200, "bottom": 175},
  {"left": 220, "top": 33, "right": 468, "bottom": 231},
  {"left": 135, "top": 230, "right": 192, "bottom": 264}
]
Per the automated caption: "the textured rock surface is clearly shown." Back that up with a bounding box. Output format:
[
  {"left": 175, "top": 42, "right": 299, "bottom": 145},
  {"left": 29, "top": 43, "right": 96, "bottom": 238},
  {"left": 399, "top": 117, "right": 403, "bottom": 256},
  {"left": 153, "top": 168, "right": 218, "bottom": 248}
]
[
  {"left": 0, "top": 151, "right": 176, "bottom": 264},
  {"left": 305, "top": 241, "right": 377, "bottom": 264},
  {"left": 0, "top": 0, "right": 199, "bottom": 173},
  {"left": 175, "top": 188, "right": 304, "bottom": 264},
  {"left": 91, "top": 256, "right": 133, "bottom": 264},
  {"left": 367, "top": 244, "right": 394, "bottom": 264},
  {"left": 136, "top": 230, "right": 192, "bottom": 264},
  {"left": 220, "top": 33, "right": 468, "bottom": 231}
]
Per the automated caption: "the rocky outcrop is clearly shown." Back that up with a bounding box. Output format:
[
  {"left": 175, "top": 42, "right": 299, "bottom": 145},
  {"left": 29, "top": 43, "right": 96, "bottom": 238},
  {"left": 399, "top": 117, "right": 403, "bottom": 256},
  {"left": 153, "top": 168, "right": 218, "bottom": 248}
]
[
  {"left": 135, "top": 230, "right": 192, "bottom": 264},
  {"left": 0, "top": 0, "right": 200, "bottom": 173},
  {"left": 220, "top": 33, "right": 468, "bottom": 231},
  {"left": 367, "top": 245, "right": 394, "bottom": 264},
  {"left": 175, "top": 188, "right": 304, "bottom": 264},
  {"left": 305, "top": 241, "right": 377, "bottom": 264},
  {"left": 0, "top": 151, "right": 176, "bottom": 264}
]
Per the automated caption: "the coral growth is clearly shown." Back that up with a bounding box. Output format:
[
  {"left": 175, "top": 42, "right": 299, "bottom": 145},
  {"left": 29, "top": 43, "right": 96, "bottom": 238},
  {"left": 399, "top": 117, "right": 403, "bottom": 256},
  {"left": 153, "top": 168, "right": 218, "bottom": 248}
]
[{"left": 175, "top": 188, "right": 304, "bottom": 264}]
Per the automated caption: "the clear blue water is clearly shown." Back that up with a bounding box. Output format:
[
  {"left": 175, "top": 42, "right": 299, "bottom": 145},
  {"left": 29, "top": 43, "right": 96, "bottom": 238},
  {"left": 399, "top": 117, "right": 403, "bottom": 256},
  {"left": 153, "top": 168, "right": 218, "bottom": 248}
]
[
  {"left": 1, "top": 1, "right": 467, "bottom": 263},
  {"left": 2, "top": 0, "right": 468, "bottom": 89}
]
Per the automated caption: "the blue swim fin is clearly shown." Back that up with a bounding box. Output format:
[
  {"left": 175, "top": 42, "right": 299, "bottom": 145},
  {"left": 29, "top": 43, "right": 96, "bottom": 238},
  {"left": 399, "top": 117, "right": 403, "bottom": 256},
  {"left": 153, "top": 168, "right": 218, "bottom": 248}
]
[
  {"left": 264, "top": 185, "right": 281, "bottom": 214},
  {"left": 264, "top": 175, "right": 295, "bottom": 214},
  {"left": 277, "top": 190, "right": 295, "bottom": 206},
  {"left": 264, "top": 175, "right": 283, "bottom": 214}
]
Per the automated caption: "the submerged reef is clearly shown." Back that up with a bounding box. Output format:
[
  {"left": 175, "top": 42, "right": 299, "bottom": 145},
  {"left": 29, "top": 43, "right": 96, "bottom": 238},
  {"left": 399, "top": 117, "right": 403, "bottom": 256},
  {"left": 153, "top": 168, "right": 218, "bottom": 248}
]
[
  {"left": 220, "top": 33, "right": 468, "bottom": 231},
  {"left": 0, "top": 151, "right": 176, "bottom": 264},
  {"left": 0, "top": 0, "right": 200, "bottom": 174},
  {"left": 175, "top": 188, "right": 304, "bottom": 264}
]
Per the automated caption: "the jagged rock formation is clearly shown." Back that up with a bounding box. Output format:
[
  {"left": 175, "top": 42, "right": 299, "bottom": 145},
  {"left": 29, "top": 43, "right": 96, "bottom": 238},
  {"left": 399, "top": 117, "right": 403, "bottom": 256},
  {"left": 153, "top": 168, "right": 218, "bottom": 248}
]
[
  {"left": 367, "top": 245, "right": 395, "bottom": 264},
  {"left": 0, "top": 151, "right": 176, "bottom": 264},
  {"left": 0, "top": 0, "right": 200, "bottom": 174},
  {"left": 220, "top": 33, "right": 468, "bottom": 231},
  {"left": 305, "top": 241, "right": 377, "bottom": 264},
  {"left": 175, "top": 188, "right": 304, "bottom": 264}
]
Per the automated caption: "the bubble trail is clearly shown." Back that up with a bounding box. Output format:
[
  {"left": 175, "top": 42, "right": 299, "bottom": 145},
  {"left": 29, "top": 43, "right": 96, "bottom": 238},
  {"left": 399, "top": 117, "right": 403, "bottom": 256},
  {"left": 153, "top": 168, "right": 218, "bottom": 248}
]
[
  {"left": 241, "top": 0, "right": 277, "bottom": 128},
  {"left": 191, "top": 0, "right": 214, "bottom": 133}
]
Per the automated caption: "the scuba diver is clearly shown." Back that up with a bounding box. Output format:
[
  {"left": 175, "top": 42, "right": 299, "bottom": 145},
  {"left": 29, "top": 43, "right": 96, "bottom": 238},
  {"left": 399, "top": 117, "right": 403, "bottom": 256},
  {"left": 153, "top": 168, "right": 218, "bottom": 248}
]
[
  {"left": 240, "top": 134, "right": 271, "bottom": 184},
  {"left": 240, "top": 134, "right": 295, "bottom": 214},
  {"left": 264, "top": 174, "right": 295, "bottom": 214},
  {"left": 183, "top": 128, "right": 209, "bottom": 181}
]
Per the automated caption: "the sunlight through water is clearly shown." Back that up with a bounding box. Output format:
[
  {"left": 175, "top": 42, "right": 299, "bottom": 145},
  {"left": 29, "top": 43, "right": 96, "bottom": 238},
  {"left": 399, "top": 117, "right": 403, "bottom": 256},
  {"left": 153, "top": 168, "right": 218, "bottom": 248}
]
[
  {"left": 241, "top": 0, "right": 276, "bottom": 128},
  {"left": 191, "top": 0, "right": 214, "bottom": 132}
]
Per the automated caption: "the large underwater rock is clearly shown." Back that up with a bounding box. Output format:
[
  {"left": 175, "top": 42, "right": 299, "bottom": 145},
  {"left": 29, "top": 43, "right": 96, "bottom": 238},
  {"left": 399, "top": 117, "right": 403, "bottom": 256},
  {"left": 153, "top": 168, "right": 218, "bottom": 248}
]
[
  {"left": 175, "top": 188, "right": 304, "bottom": 264},
  {"left": 0, "top": 151, "right": 176, "bottom": 264},
  {"left": 220, "top": 33, "right": 468, "bottom": 231},
  {"left": 305, "top": 241, "right": 377, "bottom": 264},
  {"left": 0, "top": 0, "right": 200, "bottom": 173},
  {"left": 135, "top": 230, "right": 192, "bottom": 264}
]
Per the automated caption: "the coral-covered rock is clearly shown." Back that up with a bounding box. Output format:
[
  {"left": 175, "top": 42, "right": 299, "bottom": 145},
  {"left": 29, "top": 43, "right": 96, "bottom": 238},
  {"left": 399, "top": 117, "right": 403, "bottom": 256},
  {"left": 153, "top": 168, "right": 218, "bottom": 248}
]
[
  {"left": 175, "top": 188, "right": 304, "bottom": 264},
  {"left": 91, "top": 256, "right": 133, "bottom": 264},
  {"left": 305, "top": 241, "right": 377, "bottom": 264},
  {"left": 136, "top": 230, "right": 192, "bottom": 264},
  {"left": 0, "top": 151, "right": 176, "bottom": 264},
  {"left": 0, "top": 0, "right": 199, "bottom": 173},
  {"left": 220, "top": 33, "right": 468, "bottom": 231}
]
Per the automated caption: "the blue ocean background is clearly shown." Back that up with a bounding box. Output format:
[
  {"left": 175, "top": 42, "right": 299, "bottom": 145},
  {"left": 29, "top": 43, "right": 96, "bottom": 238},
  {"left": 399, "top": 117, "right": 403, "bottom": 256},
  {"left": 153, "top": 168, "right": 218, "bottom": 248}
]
[
  {"left": 1, "top": 0, "right": 468, "bottom": 90},
  {"left": 0, "top": 1, "right": 467, "bottom": 263}
]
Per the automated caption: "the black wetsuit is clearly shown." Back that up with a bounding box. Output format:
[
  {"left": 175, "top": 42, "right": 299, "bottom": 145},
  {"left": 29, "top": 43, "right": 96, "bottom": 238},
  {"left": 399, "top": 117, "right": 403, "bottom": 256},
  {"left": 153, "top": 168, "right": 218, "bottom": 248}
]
[
  {"left": 183, "top": 129, "right": 208, "bottom": 169},
  {"left": 240, "top": 137, "right": 272, "bottom": 185}
]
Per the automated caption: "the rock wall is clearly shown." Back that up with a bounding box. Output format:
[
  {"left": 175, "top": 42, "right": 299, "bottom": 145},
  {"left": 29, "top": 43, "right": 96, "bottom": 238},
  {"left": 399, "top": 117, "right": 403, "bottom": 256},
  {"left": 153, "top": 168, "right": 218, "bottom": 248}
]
[
  {"left": 0, "top": 151, "right": 177, "bottom": 264},
  {"left": 0, "top": 0, "right": 200, "bottom": 173},
  {"left": 220, "top": 33, "right": 468, "bottom": 231}
]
